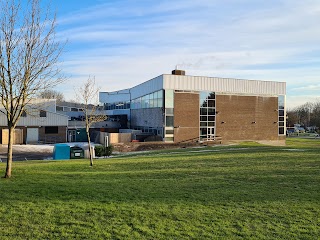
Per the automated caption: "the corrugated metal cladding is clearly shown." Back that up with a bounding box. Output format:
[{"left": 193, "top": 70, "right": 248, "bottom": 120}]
[
  {"left": 130, "top": 75, "right": 163, "bottom": 99},
  {"left": 13, "top": 111, "right": 68, "bottom": 126},
  {"left": 99, "top": 88, "right": 131, "bottom": 103},
  {"left": 99, "top": 92, "right": 131, "bottom": 103},
  {"left": 163, "top": 75, "right": 286, "bottom": 95}
]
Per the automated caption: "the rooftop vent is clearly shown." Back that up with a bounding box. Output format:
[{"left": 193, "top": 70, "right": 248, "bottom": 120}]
[{"left": 172, "top": 69, "right": 185, "bottom": 75}]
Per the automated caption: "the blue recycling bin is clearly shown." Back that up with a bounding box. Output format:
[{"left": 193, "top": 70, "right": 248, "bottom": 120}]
[{"left": 53, "top": 144, "right": 70, "bottom": 160}]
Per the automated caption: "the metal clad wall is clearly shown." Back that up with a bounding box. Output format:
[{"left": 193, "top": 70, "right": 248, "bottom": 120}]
[
  {"left": 99, "top": 92, "right": 131, "bottom": 103},
  {"left": 163, "top": 75, "right": 286, "bottom": 95},
  {"left": 16, "top": 111, "right": 68, "bottom": 126},
  {"left": 130, "top": 75, "right": 163, "bottom": 99}
]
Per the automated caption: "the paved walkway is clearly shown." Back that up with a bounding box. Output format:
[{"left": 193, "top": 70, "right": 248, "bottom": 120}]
[{"left": 0, "top": 144, "right": 54, "bottom": 162}]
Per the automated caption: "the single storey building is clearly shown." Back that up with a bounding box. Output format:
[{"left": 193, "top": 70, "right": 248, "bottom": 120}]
[{"left": 0, "top": 99, "right": 68, "bottom": 144}]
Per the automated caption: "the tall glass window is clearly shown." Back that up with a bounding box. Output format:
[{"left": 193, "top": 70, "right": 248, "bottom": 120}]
[
  {"left": 200, "top": 92, "right": 216, "bottom": 140},
  {"left": 278, "top": 95, "right": 285, "bottom": 135},
  {"left": 164, "top": 90, "right": 174, "bottom": 142}
]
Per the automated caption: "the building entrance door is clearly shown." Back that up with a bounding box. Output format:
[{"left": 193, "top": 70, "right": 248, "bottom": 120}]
[
  {"left": 207, "top": 127, "right": 215, "bottom": 140},
  {"left": 68, "top": 130, "right": 76, "bottom": 142},
  {"left": 27, "top": 128, "right": 39, "bottom": 143}
]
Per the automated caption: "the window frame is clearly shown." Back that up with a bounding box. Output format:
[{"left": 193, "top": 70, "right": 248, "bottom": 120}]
[
  {"left": 40, "top": 110, "right": 47, "bottom": 117},
  {"left": 45, "top": 126, "right": 59, "bottom": 134}
]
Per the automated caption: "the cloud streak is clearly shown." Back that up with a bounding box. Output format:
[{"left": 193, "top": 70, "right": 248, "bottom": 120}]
[{"left": 52, "top": 0, "right": 320, "bottom": 108}]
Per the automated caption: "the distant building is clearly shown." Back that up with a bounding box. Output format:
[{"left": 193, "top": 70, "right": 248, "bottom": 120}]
[
  {"left": 0, "top": 99, "right": 68, "bottom": 144},
  {"left": 293, "top": 124, "right": 306, "bottom": 133},
  {"left": 56, "top": 101, "right": 125, "bottom": 142},
  {"left": 100, "top": 70, "right": 286, "bottom": 144}
]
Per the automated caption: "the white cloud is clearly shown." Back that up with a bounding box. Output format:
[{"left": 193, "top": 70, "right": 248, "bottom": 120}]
[
  {"left": 286, "top": 95, "right": 320, "bottom": 109},
  {"left": 54, "top": 0, "right": 320, "bottom": 107},
  {"left": 290, "top": 84, "right": 320, "bottom": 92}
]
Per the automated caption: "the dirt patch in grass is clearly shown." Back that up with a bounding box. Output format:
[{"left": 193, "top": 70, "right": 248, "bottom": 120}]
[{"left": 112, "top": 141, "right": 223, "bottom": 152}]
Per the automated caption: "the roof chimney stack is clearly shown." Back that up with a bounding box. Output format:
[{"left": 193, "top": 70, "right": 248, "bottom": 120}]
[{"left": 172, "top": 69, "right": 186, "bottom": 75}]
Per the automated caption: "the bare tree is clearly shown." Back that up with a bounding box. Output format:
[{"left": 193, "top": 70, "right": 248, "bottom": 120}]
[
  {"left": 76, "top": 77, "right": 106, "bottom": 166},
  {"left": 0, "top": 0, "right": 64, "bottom": 178},
  {"left": 38, "top": 89, "right": 64, "bottom": 102}
]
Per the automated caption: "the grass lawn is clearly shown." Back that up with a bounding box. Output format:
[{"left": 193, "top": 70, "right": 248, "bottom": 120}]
[{"left": 0, "top": 138, "right": 319, "bottom": 239}]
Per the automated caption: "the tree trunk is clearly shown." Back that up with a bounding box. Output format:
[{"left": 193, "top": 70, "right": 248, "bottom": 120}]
[
  {"left": 86, "top": 128, "right": 93, "bottom": 167},
  {"left": 4, "top": 126, "right": 14, "bottom": 178}
]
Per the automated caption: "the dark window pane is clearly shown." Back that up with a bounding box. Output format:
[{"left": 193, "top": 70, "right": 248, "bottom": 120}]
[
  {"left": 21, "top": 110, "right": 27, "bottom": 117},
  {"left": 279, "top": 117, "right": 285, "bottom": 121},
  {"left": 207, "top": 100, "right": 215, "bottom": 107},
  {"left": 279, "top": 122, "right": 284, "bottom": 127},
  {"left": 40, "top": 110, "right": 46, "bottom": 117},
  {"left": 166, "top": 116, "right": 174, "bottom": 127},
  {"left": 200, "top": 116, "right": 207, "bottom": 121},
  {"left": 45, "top": 126, "right": 58, "bottom": 134},
  {"left": 279, "top": 110, "right": 284, "bottom": 116},
  {"left": 200, "top": 108, "right": 207, "bottom": 115},
  {"left": 208, "top": 108, "right": 215, "bottom": 115},
  {"left": 207, "top": 92, "right": 215, "bottom": 100},
  {"left": 200, "top": 128, "right": 207, "bottom": 135},
  {"left": 208, "top": 122, "right": 215, "bottom": 126},
  {"left": 279, "top": 127, "right": 285, "bottom": 135},
  {"left": 166, "top": 130, "right": 174, "bottom": 134},
  {"left": 208, "top": 116, "right": 215, "bottom": 121},
  {"left": 200, "top": 122, "right": 207, "bottom": 127}
]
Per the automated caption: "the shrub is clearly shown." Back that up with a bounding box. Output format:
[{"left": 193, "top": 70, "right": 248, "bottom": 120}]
[
  {"left": 94, "top": 145, "right": 113, "bottom": 157},
  {"left": 94, "top": 145, "right": 104, "bottom": 157},
  {"left": 104, "top": 145, "right": 113, "bottom": 157}
]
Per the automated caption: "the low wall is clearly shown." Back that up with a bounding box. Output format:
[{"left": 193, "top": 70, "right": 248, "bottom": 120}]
[{"left": 99, "top": 132, "right": 132, "bottom": 144}]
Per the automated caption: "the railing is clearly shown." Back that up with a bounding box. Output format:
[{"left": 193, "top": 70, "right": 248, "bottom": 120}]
[
  {"left": 178, "top": 136, "right": 222, "bottom": 144},
  {"left": 178, "top": 136, "right": 200, "bottom": 144},
  {"left": 202, "top": 136, "right": 223, "bottom": 144}
]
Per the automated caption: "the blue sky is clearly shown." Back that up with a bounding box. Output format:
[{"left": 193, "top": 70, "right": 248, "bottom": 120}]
[{"left": 47, "top": 0, "right": 320, "bottom": 108}]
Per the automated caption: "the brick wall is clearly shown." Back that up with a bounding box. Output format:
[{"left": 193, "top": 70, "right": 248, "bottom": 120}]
[
  {"left": 216, "top": 95, "right": 279, "bottom": 140},
  {"left": 174, "top": 92, "right": 199, "bottom": 142}
]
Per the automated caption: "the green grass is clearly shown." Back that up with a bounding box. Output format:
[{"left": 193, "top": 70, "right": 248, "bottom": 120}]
[{"left": 0, "top": 139, "right": 319, "bottom": 239}]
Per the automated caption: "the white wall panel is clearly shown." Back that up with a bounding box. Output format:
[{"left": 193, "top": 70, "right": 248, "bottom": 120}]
[
  {"left": 130, "top": 75, "right": 163, "bottom": 99},
  {"left": 15, "top": 111, "right": 68, "bottom": 126},
  {"left": 163, "top": 75, "right": 286, "bottom": 95},
  {"left": 99, "top": 91, "right": 130, "bottom": 103}
]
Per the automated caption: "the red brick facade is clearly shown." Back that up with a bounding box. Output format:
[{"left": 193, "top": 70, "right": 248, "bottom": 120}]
[
  {"left": 174, "top": 92, "right": 199, "bottom": 143},
  {"left": 216, "top": 95, "right": 279, "bottom": 141},
  {"left": 172, "top": 92, "right": 284, "bottom": 143}
]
